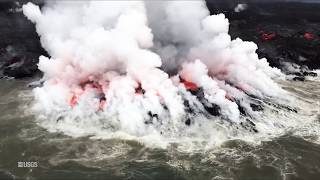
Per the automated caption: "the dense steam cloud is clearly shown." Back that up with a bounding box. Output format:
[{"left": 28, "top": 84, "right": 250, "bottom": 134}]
[{"left": 23, "top": 1, "right": 287, "bottom": 138}]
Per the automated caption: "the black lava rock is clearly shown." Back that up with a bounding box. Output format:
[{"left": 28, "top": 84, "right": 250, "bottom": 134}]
[
  {"left": 250, "top": 103, "right": 264, "bottom": 111},
  {"left": 2, "top": 52, "right": 39, "bottom": 78},
  {"left": 204, "top": 103, "right": 221, "bottom": 116},
  {"left": 2, "top": 1, "right": 320, "bottom": 78},
  {"left": 0, "top": 1, "right": 46, "bottom": 78},
  {"left": 145, "top": 111, "right": 159, "bottom": 125},
  {"left": 185, "top": 118, "right": 191, "bottom": 126},
  {"left": 187, "top": 87, "right": 221, "bottom": 116},
  {"left": 190, "top": 87, "right": 205, "bottom": 99},
  {"left": 235, "top": 100, "right": 247, "bottom": 115},
  {"left": 240, "top": 119, "right": 258, "bottom": 133},
  {"left": 303, "top": 71, "right": 317, "bottom": 77},
  {"left": 206, "top": 1, "right": 320, "bottom": 71},
  {"left": 293, "top": 76, "right": 305, "bottom": 81}
]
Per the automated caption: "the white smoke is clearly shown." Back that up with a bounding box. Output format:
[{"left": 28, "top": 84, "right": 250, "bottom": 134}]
[
  {"left": 234, "top": 3, "right": 248, "bottom": 13},
  {"left": 23, "top": 1, "right": 287, "bottom": 141}
]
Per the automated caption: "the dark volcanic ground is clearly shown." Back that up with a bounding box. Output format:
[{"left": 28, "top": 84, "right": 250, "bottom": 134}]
[
  {"left": 0, "top": 1, "right": 45, "bottom": 78},
  {"left": 0, "top": 0, "right": 319, "bottom": 79},
  {"left": 206, "top": 0, "right": 320, "bottom": 71}
]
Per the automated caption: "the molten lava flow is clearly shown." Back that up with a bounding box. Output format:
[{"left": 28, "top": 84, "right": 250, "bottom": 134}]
[
  {"left": 68, "top": 93, "right": 77, "bottom": 107},
  {"left": 179, "top": 77, "right": 198, "bottom": 90},
  {"left": 304, "top": 32, "right": 313, "bottom": 40},
  {"left": 68, "top": 80, "right": 107, "bottom": 110},
  {"left": 261, "top": 32, "right": 276, "bottom": 41},
  {"left": 67, "top": 86, "right": 85, "bottom": 106}
]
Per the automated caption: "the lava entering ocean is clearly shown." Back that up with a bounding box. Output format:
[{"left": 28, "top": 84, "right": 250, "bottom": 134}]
[{"left": 22, "top": 1, "right": 299, "bottom": 144}]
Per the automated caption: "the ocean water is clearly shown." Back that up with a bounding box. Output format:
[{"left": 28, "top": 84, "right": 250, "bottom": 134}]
[{"left": 0, "top": 75, "right": 319, "bottom": 180}]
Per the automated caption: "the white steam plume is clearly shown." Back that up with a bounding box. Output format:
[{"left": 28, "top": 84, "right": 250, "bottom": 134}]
[{"left": 23, "top": 1, "right": 287, "bottom": 140}]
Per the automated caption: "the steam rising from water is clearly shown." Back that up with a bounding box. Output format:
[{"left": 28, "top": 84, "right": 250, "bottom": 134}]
[{"left": 22, "top": 1, "right": 305, "bottom": 146}]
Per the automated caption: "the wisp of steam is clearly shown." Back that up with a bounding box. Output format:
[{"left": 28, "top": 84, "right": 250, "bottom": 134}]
[{"left": 22, "top": 1, "right": 309, "bottom": 147}]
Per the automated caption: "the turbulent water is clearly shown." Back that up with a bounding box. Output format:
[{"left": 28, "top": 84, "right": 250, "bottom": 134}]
[{"left": 0, "top": 74, "right": 319, "bottom": 180}]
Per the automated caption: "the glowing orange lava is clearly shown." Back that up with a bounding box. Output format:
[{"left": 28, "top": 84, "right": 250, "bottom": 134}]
[
  {"left": 180, "top": 77, "right": 198, "bottom": 90},
  {"left": 304, "top": 32, "right": 313, "bottom": 40},
  {"left": 67, "top": 80, "right": 107, "bottom": 109}
]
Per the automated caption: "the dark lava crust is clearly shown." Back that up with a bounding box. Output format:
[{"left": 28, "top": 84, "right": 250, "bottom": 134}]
[
  {"left": 0, "top": 0, "right": 319, "bottom": 79},
  {"left": 207, "top": 0, "right": 320, "bottom": 72}
]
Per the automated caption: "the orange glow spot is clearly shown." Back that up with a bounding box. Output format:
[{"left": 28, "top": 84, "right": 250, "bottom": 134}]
[
  {"left": 180, "top": 78, "right": 198, "bottom": 90},
  {"left": 67, "top": 80, "right": 108, "bottom": 108},
  {"left": 304, "top": 32, "right": 313, "bottom": 40},
  {"left": 68, "top": 93, "right": 77, "bottom": 107},
  {"left": 261, "top": 33, "right": 276, "bottom": 41}
]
